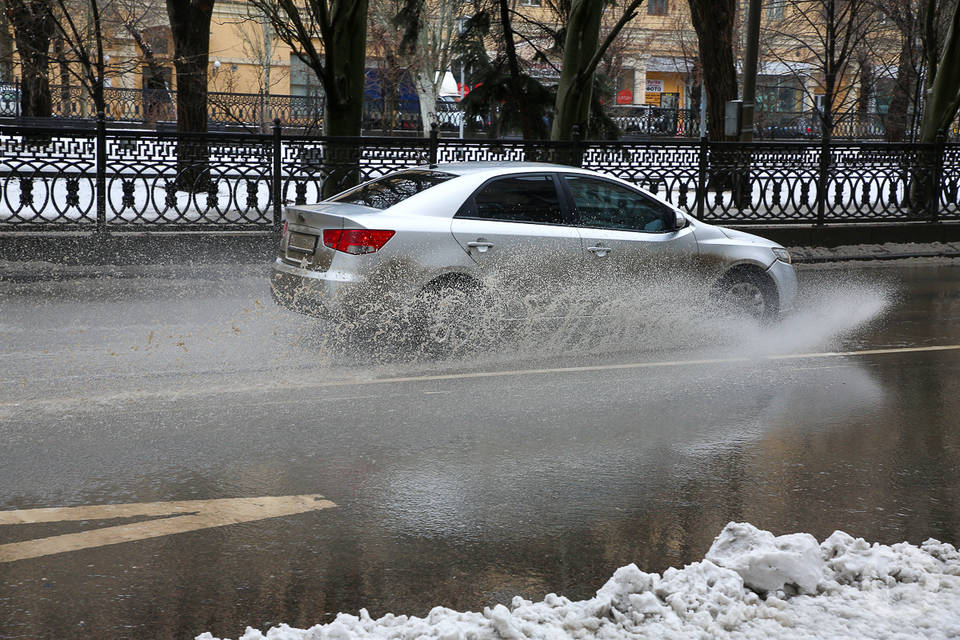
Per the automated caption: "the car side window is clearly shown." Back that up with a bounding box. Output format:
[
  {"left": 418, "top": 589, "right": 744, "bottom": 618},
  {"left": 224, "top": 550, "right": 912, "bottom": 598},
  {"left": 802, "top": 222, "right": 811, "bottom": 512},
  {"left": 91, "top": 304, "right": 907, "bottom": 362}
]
[
  {"left": 564, "top": 175, "right": 670, "bottom": 232},
  {"left": 464, "top": 175, "right": 564, "bottom": 224}
]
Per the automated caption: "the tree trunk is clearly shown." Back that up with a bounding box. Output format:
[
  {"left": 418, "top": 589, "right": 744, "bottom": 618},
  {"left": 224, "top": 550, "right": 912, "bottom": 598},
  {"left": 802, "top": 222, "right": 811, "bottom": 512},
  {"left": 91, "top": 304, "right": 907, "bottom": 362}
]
[
  {"left": 499, "top": 0, "right": 547, "bottom": 141},
  {"left": 857, "top": 55, "right": 874, "bottom": 138},
  {"left": 166, "top": 0, "right": 215, "bottom": 190},
  {"left": 687, "top": 0, "right": 738, "bottom": 142},
  {"left": 127, "top": 23, "right": 172, "bottom": 125},
  {"left": 8, "top": 0, "right": 55, "bottom": 118},
  {"left": 551, "top": 0, "right": 602, "bottom": 148},
  {"left": 53, "top": 35, "right": 70, "bottom": 116},
  {"left": 143, "top": 62, "right": 169, "bottom": 125},
  {"left": 414, "top": 68, "right": 438, "bottom": 138},
  {"left": 911, "top": 0, "right": 960, "bottom": 215},
  {"left": 687, "top": 0, "right": 738, "bottom": 194},
  {"left": 885, "top": 35, "right": 917, "bottom": 142},
  {"left": 0, "top": 7, "right": 14, "bottom": 83},
  {"left": 918, "top": 0, "right": 960, "bottom": 143},
  {"left": 321, "top": 0, "right": 368, "bottom": 198}
]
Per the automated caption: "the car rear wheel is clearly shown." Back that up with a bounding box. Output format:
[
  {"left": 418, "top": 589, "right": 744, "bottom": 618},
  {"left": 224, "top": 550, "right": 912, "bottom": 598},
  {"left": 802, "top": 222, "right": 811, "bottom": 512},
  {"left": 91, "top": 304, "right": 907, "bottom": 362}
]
[{"left": 409, "top": 279, "right": 503, "bottom": 357}]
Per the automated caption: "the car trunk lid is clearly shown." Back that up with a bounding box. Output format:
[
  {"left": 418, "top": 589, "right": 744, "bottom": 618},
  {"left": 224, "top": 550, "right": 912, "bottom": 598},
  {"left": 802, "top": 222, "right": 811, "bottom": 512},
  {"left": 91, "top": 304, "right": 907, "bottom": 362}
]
[{"left": 280, "top": 203, "right": 380, "bottom": 270}]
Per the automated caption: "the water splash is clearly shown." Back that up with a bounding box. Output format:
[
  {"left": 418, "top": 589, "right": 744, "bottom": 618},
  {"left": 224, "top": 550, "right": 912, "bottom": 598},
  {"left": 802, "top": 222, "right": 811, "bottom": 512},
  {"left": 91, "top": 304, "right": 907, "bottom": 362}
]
[{"left": 283, "top": 266, "right": 894, "bottom": 368}]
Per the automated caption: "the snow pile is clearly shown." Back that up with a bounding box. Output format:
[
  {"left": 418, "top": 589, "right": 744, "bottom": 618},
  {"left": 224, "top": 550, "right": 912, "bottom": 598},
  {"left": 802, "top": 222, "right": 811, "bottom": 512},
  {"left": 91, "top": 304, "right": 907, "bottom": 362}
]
[{"left": 197, "top": 523, "right": 960, "bottom": 640}]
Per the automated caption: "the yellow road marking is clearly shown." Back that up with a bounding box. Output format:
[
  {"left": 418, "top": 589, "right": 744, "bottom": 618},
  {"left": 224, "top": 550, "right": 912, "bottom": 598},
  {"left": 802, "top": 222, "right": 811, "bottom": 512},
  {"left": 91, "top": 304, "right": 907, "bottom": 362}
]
[
  {"left": 2, "top": 344, "right": 959, "bottom": 411},
  {"left": 0, "top": 494, "right": 336, "bottom": 563}
]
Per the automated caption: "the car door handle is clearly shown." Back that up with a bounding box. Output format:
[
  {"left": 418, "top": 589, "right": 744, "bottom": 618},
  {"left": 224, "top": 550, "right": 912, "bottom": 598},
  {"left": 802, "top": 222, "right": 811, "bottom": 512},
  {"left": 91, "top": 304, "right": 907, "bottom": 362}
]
[
  {"left": 587, "top": 246, "right": 612, "bottom": 257},
  {"left": 467, "top": 240, "right": 495, "bottom": 253}
]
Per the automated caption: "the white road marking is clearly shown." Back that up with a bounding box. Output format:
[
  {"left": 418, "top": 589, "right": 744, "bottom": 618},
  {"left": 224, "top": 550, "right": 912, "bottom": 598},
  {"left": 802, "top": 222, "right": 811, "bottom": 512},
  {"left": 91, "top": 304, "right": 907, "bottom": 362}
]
[
  {"left": 0, "top": 494, "right": 336, "bottom": 563},
  {"left": 1, "top": 344, "right": 958, "bottom": 411}
]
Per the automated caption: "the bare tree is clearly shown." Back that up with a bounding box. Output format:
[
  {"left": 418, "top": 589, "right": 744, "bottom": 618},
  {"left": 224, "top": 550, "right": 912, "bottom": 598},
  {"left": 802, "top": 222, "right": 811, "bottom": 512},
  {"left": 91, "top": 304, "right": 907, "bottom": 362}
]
[
  {"left": 551, "top": 0, "right": 644, "bottom": 142},
  {"left": 453, "top": 0, "right": 555, "bottom": 140},
  {"left": 163, "top": 0, "right": 216, "bottom": 189},
  {"left": 368, "top": 0, "right": 408, "bottom": 132},
  {"left": 919, "top": 0, "right": 960, "bottom": 141},
  {"left": 669, "top": 2, "right": 702, "bottom": 116},
  {"left": 394, "top": 0, "right": 469, "bottom": 136},
  {"left": 3, "top": 0, "right": 56, "bottom": 117},
  {"left": 0, "top": 4, "right": 15, "bottom": 82},
  {"left": 166, "top": 0, "right": 215, "bottom": 134},
  {"left": 917, "top": 0, "right": 960, "bottom": 106},
  {"left": 221, "top": 5, "right": 285, "bottom": 130},
  {"left": 687, "top": 0, "right": 738, "bottom": 141},
  {"left": 250, "top": 0, "right": 369, "bottom": 195},
  {"left": 105, "top": 0, "right": 172, "bottom": 124},
  {"left": 762, "top": 0, "right": 881, "bottom": 140},
  {"left": 251, "top": 0, "right": 368, "bottom": 137},
  {"left": 47, "top": 0, "right": 110, "bottom": 117}
]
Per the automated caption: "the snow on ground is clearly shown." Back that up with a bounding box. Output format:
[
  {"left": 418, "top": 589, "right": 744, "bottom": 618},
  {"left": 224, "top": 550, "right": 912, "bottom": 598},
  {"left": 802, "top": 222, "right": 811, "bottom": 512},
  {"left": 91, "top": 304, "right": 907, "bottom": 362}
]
[
  {"left": 790, "top": 241, "right": 960, "bottom": 262},
  {"left": 197, "top": 522, "right": 960, "bottom": 640}
]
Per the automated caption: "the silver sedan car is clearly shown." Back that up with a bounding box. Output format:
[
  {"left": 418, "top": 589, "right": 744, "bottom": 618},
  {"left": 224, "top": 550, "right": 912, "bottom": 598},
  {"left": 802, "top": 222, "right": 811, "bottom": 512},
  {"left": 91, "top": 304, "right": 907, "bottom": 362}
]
[{"left": 270, "top": 162, "right": 797, "bottom": 332}]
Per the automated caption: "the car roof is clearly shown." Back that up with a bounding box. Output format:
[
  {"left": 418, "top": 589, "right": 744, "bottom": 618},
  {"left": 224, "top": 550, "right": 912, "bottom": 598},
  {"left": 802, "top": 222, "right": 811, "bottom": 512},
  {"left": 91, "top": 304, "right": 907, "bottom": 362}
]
[{"left": 428, "top": 161, "right": 594, "bottom": 177}]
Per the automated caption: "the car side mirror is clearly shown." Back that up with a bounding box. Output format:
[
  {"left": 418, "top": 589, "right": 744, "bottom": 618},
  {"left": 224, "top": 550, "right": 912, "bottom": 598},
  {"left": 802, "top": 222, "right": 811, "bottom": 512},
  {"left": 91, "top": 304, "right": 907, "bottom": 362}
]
[{"left": 670, "top": 209, "right": 686, "bottom": 231}]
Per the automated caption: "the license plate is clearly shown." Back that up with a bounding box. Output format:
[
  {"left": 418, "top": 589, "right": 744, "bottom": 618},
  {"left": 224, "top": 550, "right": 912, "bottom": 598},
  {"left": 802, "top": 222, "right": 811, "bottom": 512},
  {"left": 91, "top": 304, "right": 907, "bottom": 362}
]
[{"left": 288, "top": 231, "right": 317, "bottom": 254}]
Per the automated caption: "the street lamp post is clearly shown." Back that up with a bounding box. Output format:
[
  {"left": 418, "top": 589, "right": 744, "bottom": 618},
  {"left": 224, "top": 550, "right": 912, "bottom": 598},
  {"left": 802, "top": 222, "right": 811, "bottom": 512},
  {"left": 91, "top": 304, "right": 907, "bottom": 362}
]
[{"left": 740, "top": 0, "right": 763, "bottom": 143}]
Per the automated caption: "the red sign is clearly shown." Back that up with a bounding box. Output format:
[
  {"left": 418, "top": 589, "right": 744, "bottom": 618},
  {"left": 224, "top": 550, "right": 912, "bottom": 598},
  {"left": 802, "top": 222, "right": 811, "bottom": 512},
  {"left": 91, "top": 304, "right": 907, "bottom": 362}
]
[{"left": 617, "top": 89, "right": 633, "bottom": 105}]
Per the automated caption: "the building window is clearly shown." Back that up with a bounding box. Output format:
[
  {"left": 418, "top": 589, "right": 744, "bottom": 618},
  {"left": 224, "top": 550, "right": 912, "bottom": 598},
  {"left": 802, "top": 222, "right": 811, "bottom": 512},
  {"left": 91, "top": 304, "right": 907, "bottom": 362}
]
[
  {"left": 757, "top": 75, "right": 802, "bottom": 113},
  {"left": 648, "top": 0, "right": 668, "bottom": 15},
  {"left": 766, "top": 0, "right": 785, "bottom": 20},
  {"left": 290, "top": 54, "right": 324, "bottom": 98},
  {"left": 290, "top": 54, "right": 324, "bottom": 119},
  {"left": 143, "top": 25, "right": 170, "bottom": 55},
  {"left": 519, "top": 0, "right": 541, "bottom": 6}
]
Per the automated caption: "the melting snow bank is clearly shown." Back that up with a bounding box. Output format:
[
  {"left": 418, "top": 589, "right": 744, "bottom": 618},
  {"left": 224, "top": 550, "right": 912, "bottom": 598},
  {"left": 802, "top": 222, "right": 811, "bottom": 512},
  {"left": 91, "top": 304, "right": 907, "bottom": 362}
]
[{"left": 198, "top": 523, "right": 960, "bottom": 640}]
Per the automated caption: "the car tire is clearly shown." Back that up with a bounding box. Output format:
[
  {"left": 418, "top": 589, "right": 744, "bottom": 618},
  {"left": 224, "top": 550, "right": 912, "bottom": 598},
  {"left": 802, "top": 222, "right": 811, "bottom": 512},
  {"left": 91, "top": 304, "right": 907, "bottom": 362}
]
[
  {"left": 717, "top": 268, "right": 779, "bottom": 323},
  {"left": 408, "top": 279, "right": 503, "bottom": 357}
]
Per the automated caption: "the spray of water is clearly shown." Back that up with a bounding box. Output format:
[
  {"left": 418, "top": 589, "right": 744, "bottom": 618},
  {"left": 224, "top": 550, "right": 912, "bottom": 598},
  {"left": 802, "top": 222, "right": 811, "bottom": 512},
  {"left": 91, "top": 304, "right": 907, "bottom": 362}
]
[
  {"left": 280, "top": 265, "right": 895, "bottom": 370},
  {"left": 0, "top": 263, "right": 895, "bottom": 414}
]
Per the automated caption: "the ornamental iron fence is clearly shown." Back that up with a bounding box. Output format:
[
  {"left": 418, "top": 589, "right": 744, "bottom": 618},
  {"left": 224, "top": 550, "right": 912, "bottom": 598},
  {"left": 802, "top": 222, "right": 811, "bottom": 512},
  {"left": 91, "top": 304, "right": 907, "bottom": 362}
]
[
  {"left": 0, "top": 120, "right": 956, "bottom": 232},
  {"left": 1, "top": 82, "right": 924, "bottom": 140},
  {"left": 0, "top": 82, "right": 326, "bottom": 130}
]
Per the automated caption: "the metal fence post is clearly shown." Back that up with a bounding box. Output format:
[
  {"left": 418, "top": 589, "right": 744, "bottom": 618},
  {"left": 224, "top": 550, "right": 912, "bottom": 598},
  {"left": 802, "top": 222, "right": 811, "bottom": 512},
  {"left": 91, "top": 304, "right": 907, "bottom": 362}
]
[
  {"left": 696, "top": 135, "right": 708, "bottom": 219},
  {"left": 96, "top": 111, "right": 107, "bottom": 236},
  {"left": 272, "top": 118, "right": 282, "bottom": 230},
  {"left": 571, "top": 125, "right": 584, "bottom": 168},
  {"left": 429, "top": 122, "right": 439, "bottom": 165},
  {"left": 929, "top": 130, "right": 946, "bottom": 223},
  {"left": 816, "top": 137, "right": 829, "bottom": 226}
]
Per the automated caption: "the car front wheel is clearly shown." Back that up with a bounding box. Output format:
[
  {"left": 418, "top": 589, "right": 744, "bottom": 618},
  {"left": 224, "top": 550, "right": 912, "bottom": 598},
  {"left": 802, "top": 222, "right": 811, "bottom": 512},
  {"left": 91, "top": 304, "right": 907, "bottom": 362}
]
[{"left": 718, "top": 268, "right": 779, "bottom": 323}]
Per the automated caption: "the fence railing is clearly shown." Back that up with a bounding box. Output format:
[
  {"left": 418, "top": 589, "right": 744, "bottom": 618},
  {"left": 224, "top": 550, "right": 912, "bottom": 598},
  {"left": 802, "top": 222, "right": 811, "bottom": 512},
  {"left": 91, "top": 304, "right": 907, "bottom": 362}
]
[
  {"left": 606, "top": 106, "right": 700, "bottom": 138},
  {"left": 2, "top": 82, "right": 925, "bottom": 140},
  {"left": 0, "top": 83, "right": 326, "bottom": 130},
  {"left": 0, "top": 120, "right": 956, "bottom": 232}
]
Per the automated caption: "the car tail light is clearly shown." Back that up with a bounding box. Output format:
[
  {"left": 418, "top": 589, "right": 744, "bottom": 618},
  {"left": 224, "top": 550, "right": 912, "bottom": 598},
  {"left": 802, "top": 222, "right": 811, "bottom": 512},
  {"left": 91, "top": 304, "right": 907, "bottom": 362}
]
[
  {"left": 282, "top": 220, "right": 288, "bottom": 237},
  {"left": 322, "top": 229, "right": 396, "bottom": 255}
]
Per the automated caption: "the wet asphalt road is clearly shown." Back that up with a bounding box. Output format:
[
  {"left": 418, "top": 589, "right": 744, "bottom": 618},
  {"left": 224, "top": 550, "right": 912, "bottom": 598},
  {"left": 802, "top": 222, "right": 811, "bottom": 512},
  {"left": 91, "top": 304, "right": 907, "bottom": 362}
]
[{"left": 1, "top": 260, "right": 959, "bottom": 639}]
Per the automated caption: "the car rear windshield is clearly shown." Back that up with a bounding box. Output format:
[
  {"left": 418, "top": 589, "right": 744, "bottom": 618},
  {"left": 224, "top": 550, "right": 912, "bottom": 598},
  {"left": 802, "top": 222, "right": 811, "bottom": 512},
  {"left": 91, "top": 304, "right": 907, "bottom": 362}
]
[{"left": 328, "top": 170, "right": 456, "bottom": 210}]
